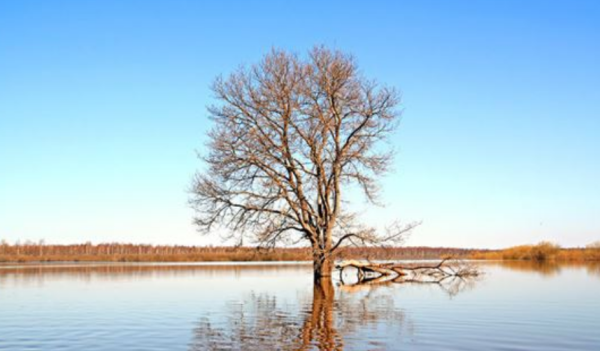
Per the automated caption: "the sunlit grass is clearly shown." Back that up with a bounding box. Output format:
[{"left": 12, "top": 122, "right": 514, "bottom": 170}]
[{"left": 471, "top": 241, "right": 600, "bottom": 261}]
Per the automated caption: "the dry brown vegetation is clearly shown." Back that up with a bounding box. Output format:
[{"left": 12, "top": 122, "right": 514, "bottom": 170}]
[
  {"left": 471, "top": 241, "right": 600, "bottom": 262},
  {"left": 0, "top": 241, "right": 472, "bottom": 263},
  {"left": 3, "top": 241, "right": 598, "bottom": 263}
]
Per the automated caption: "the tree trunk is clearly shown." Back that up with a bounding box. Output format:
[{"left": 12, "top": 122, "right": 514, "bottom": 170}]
[{"left": 313, "top": 251, "right": 334, "bottom": 281}]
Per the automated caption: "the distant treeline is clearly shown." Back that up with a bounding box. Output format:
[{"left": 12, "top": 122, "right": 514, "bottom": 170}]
[
  {"left": 3, "top": 241, "right": 598, "bottom": 263},
  {"left": 0, "top": 241, "right": 474, "bottom": 263},
  {"left": 470, "top": 241, "right": 600, "bottom": 262}
]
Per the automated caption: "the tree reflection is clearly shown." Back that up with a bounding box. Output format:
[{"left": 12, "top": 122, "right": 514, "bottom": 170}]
[
  {"left": 339, "top": 274, "right": 479, "bottom": 299},
  {"left": 298, "top": 279, "right": 341, "bottom": 350},
  {"left": 189, "top": 279, "right": 345, "bottom": 351},
  {"left": 189, "top": 275, "right": 478, "bottom": 350},
  {"left": 189, "top": 293, "right": 305, "bottom": 350}
]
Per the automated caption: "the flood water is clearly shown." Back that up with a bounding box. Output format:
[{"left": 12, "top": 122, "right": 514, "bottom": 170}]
[{"left": 0, "top": 261, "right": 599, "bottom": 350}]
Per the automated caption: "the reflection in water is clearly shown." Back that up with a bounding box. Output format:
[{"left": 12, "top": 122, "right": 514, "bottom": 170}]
[
  {"left": 300, "top": 279, "right": 340, "bottom": 350},
  {"left": 0, "top": 263, "right": 479, "bottom": 350},
  {"left": 489, "top": 260, "right": 600, "bottom": 278},
  {"left": 492, "top": 260, "right": 563, "bottom": 276},
  {"left": 189, "top": 279, "right": 345, "bottom": 350},
  {"left": 189, "top": 274, "right": 478, "bottom": 350},
  {"left": 339, "top": 264, "right": 481, "bottom": 299},
  {"left": 190, "top": 293, "right": 307, "bottom": 350},
  {"left": 2, "top": 262, "right": 600, "bottom": 351},
  {"left": 0, "top": 262, "right": 312, "bottom": 287},
  {"left": 339, "top": 274, "right": 480, "bottom": 299},
  {"left": 585, "top": 262, "right": 600, "bottom": 278}
]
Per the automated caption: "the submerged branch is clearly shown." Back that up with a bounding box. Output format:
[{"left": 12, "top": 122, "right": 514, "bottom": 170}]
[{"left": 336, "top": 258, "right": 481, "bottom": 289}]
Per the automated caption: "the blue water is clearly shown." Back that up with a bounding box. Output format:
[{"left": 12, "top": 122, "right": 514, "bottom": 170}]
[{"left": 0, "top": 261, "right": 598, "bottom": 350}]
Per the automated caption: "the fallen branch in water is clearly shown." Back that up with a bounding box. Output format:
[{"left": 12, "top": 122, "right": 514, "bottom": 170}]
[{"left": 336, "top": 258, "right": 481, "bottom": 286}]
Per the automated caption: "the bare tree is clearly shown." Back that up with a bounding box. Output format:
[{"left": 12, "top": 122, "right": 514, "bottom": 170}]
[{"left": 190, "top": 46, "right": 417, "bottom": 281}]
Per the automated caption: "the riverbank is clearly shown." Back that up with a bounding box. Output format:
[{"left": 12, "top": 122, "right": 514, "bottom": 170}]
[
  {"left": 3, "top": 241, "right": 598, "bottom": 263},
  {"left": 0, "top": 243, "right": 473, "bottom": 263},
  {"left": 470, "top": 242, "right": 600, "bottom": 262}
]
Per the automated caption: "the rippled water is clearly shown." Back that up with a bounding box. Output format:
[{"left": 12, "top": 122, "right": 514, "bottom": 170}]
[{"left": 0, "top": 261, "right": 599, "bottom": 350}]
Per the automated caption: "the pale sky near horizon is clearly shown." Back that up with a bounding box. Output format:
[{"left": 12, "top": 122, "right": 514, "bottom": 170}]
[{"left": 1, "top": 1, "right": 599, "bottom": 249}]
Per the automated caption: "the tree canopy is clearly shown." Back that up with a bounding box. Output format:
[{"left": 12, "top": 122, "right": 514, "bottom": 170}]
[{"left": 191, "top": 46, "right": 415, "bottom": 277}]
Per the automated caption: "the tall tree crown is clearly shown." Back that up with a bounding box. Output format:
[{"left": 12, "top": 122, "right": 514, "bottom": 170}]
[{"left": 191, "top": 46, "right": 412, "bottom": 256}]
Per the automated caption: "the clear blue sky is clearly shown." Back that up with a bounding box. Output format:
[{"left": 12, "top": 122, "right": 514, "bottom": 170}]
[{"left": 1, "top": 0, "right": 598, "bottom": 248}]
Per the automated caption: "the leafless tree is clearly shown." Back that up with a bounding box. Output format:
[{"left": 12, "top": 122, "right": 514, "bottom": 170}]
[{"left": 190, "top": 46, "right": 417, "bottom": 280}]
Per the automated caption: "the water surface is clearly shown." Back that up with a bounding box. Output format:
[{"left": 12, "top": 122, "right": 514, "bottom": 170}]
[{"left": 0, "top": 261, "right": 599, "bottom": 350}]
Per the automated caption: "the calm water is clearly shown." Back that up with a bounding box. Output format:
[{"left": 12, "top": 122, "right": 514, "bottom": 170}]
[{"left": 0, "top": 261, "right": 599, "bottom": 350}]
